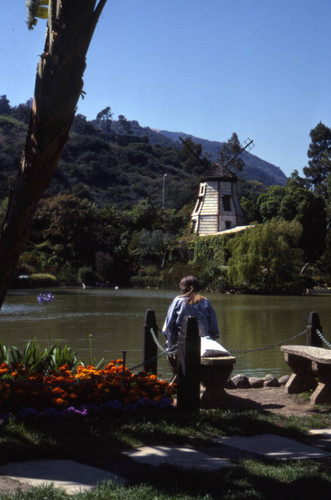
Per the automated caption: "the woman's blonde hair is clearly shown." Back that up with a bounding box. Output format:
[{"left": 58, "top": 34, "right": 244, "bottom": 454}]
[{"left": 179, "top": 275, "right": 204, "bottom": 305}]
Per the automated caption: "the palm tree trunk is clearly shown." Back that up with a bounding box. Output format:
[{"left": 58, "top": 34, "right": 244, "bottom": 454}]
[{"left": 0, "top": 0, "right": 107, "bottom": 308}]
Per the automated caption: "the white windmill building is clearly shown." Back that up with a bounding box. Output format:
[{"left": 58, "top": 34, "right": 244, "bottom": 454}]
[{"left": 190, "top": 139, "right": 253, "bottom": 236}]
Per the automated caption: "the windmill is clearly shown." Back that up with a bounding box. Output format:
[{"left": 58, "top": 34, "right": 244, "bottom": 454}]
[{"left": 183, "top": 136, "right": 254, "bottom": 236}]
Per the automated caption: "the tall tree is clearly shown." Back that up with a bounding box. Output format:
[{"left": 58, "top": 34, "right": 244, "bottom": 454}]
[
  {"left": 178, "top": 137, "right": 209, "bottom": 175},
  {"left": 0, "top": 0, "right": 107, "bottom": 309},
  {"left": 96, "top": 106, "right": 113, "bottom": 141},
  {"left": 11, "top": 99, "right": 33, "bottom": 124},
  {"left": 303, "top": 122, "right": 331, "bottom": 196},
  {"left": 0, "top": 95, "right": 11, "bottom": 115},
  {"left": 219, "top": 132, "right": 245, "bottom": 171}
]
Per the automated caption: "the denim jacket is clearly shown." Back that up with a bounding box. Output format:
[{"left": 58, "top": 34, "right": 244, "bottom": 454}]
[{"left": 162, "top": 296, "right": 220, "bottom": 347}]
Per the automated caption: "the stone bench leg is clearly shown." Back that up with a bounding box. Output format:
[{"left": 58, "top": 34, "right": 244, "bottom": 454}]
[
  {"left": 284, "top": 353, "right": 317, "bottom": 394},
  {"left": 310, "top": 362, "right": 331, "bottom": 405},
  {"left": 200, "top": 361, "right": 235, "bottom": 409}
]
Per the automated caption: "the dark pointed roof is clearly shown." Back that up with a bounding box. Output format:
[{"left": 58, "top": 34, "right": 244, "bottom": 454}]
[{"left": 200, "top": 163, "right": 237, "bottom": 181}]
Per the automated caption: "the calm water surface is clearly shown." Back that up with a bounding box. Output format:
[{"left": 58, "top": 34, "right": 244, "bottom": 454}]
[{"left": 1, "top": 288, "right": 330, "bottom": 380}]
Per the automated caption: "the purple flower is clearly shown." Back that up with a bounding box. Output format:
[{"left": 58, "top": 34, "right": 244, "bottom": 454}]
[{"left": 37, "top": 293, "right": 54, "bottom": 304}]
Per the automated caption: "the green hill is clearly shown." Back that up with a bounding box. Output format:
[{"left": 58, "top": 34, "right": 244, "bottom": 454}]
[{"left": 0, "top": 112, "right": 287, "bottom": 211}]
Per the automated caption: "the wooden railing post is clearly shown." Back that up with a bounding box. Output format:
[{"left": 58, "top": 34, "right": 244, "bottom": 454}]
[
  {"left": 177, "top": 316, "right": 200, "bottom": 412},
  {"left": 306, "top": 311, "right": 323, "bottom": 347},
  {"left": 143, "top": 309, "right": 158, "bottom": 374}
]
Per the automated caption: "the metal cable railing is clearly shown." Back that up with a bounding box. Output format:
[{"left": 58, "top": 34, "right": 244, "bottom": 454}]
[
  {"left": 316, "top": 329, "right": 331, "bottom": 349},
  {"left": 229, "top": 329, "right": 307, "bottom": 354},
  {"left": 127, "top": 325, "right": 330, "bottom": 373}
]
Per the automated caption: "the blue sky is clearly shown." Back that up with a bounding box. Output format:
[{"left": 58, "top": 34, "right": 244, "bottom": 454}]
[{"left": 1, "top": 0, "right": 331, "bottom": 177}]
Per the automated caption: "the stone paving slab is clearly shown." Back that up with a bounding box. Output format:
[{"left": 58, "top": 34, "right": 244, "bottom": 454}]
[
  {"left": 213, "top": 434, "right": 331, "bottom": 460},
  {"left": 308, "top": 428, "right": 331, "bottom": 437},
  {"left": 1, "top": 432, "right": 331, "bottom": 494},
  {"left": 0, "top": 459, "right": 126, "bottom": 495},
  {"left": 123, "top": 445, "right": 234, "bottom": 470}
]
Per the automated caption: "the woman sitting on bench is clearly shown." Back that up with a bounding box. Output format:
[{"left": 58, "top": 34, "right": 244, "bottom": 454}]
[{"left": 162, "top": 275, "right": 220, "bottom": 349}]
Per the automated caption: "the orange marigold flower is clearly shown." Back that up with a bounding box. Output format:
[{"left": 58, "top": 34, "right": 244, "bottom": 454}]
[
  {"left": 59, "top": 364, "right": 69, "bottom": 372},
  {"left": 52, "top": 398, "right": 68, "bottom": 407},
  {"left": 51, "top": 387, "right": 65, "bottom": 395},
  {"left": 105, "top": 363, "right": 115, "bottom": 370},
  {"left": 149, "top": 374, "right": 157, "bottom": 381}
]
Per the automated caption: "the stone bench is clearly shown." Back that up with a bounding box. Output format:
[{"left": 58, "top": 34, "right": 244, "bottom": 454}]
[
  {"left": 280, "top": 345, "right": 331, "bottom": 405},
  {"left": 200, "top": 356, "right": 236, "bottom": 408}
]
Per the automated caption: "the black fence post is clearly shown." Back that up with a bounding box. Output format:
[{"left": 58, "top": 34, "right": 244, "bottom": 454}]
[
  {"left": 177, "top": 316, "right": 200, "bottom": 412},
  {"left": 143, "top": 309, "right": 158, "bottom": 374},
  {"left": 306, "top": 311, "right": 323, "bottom": 347}
]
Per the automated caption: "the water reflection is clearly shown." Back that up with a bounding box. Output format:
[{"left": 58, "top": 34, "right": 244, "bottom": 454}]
[{"left": 1, "top": 288, "right": 330, "bottom": 380}]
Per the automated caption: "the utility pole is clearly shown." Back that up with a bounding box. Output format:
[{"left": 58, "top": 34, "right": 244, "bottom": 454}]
[{"left": 162, "top": 174, "right": 167, "bottom": 208}]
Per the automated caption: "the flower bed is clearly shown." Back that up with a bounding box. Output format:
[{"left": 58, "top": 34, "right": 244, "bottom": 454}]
[{"left": 0, "top": 359, "right": 176, "bottom": 424}]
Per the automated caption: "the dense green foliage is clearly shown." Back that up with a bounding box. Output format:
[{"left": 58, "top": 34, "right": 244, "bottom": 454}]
[
  {"left": 257, "top": 179, "right": 327, "bottom": 262},
  {"left": 1, "top": 98, "right": 330, "bottom": 290},
  {"left": 227, "top": 219, "right": 304, "bottom": 290}
]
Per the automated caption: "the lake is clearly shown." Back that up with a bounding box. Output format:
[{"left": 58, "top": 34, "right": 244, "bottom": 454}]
[{"left": 1, "top": 288, "right": 330, "bottom": 380}]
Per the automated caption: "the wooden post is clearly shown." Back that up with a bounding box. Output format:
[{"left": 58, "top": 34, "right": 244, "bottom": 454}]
[
  {"left": 306, "top": 311, "right": 323, "bottom": 347},
  {"left": 177, "top": 316, "right": 200, "bottom": 412},
  {"left": 143, "top": 309, "right": 158, "bottom": 374}
]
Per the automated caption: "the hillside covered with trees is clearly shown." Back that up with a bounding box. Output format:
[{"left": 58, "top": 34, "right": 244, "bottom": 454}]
[
  {"left": 0, "top": 96, "right": 285, "bottom": 210},
  {"left": 0, "top": 95, "right": 330, "bottom": 292}
]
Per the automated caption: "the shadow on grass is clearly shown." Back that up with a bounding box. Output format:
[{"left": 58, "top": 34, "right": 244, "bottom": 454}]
[
  {"left": 0, "top": 406, "right": 331, "bottom": 499},
  {"left": 126, "top": 458, "right": 331, "bottom": 500}
]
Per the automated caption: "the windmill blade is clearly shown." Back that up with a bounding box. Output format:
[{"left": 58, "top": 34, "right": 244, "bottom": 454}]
[{"left": 222, "top": 138, "right": 254, "bottom": 169}]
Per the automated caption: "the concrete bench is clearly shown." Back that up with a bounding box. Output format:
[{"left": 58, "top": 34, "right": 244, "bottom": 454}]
[
  {"left": 200, "top": 356, "right": 236, "bottom": 408},
  {"left": 280, "top": 345, "right": 331, "bottom": 405}
]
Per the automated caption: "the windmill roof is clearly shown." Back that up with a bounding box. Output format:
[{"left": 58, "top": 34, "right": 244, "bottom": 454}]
[{"left": 200, "top": 163, "right": 237, "bottom": 181}]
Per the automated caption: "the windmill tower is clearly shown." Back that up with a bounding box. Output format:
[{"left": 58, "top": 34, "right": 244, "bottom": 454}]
[{"left": 190, "top": 139, "right": 253, "bottom": 236}]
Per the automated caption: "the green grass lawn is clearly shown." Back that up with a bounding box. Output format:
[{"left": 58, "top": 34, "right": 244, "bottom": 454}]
[{"left": 0, "top": 407, "right": 330, "bottom": 499}]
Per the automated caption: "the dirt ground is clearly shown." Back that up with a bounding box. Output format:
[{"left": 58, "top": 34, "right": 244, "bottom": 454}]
[{"left": 222, "top": 385, "right": 330, "bottom": 417}]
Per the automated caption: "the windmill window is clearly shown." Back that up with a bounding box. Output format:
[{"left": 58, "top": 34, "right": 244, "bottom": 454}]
[
  {"left": 194, "top": 196, "right": 203, "bottom": 214},
  {"left": 222, "top": 195, "right": 232, "bottom": 212}
]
